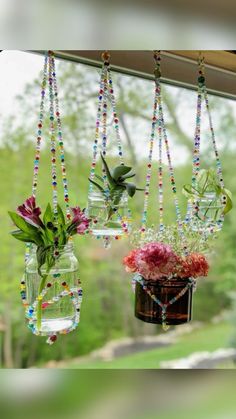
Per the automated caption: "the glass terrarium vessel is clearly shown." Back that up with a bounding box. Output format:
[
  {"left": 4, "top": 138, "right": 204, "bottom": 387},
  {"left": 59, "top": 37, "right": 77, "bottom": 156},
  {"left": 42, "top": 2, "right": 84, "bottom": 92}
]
[
  {"left": 135, "top": 278, "right": 193, "bottom": 325},
  {"left": 25, "top": 243, "right": 79, "bottom": 335},
  {"left": 190, "top": 192, "right": 224, "bottom": 233},
  {"left": 87, "top": 190, "right": 129, "bottom": 236}
]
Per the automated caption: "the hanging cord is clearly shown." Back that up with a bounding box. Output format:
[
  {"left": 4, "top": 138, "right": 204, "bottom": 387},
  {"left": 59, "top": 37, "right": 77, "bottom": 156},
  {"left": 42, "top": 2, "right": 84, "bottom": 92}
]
[
  {"left": 141, "top": 51, "right": 186, "bottom": 252},
  {"left": 89, "top": 63, "right": 106, "bottom": 191},
  {"left": 106, "top": 62, "right": 124, "bottom": 165},
  {"left": 24, "top": 53, "right": 48, "bottom": 265},
  {"left": 48, "top": 51, "right": 58, "bottom": 225},
  {"left": 51, "top": 52, "right": 71, "bottom": 221},
  {"left": 185, "top": 56, "right": 203, "bottom": 223},
  {"left": 187, "top": 53, "right": 226, "bottom": 226},
  {"left": 101, "top": 52, "right": 109, "bottom": 195},
  {"left": 88, "top": 51, "right": 131, "bottom": 241},
  {"left": 31, "top": 54, "right": 48, "bottom": 198},
  {"left": 140, "top": 72, "right": 158, "bottom": 233}
]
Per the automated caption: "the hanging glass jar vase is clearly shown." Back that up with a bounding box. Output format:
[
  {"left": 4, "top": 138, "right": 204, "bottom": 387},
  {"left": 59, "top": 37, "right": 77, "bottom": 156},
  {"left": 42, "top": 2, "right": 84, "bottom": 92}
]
[
  {"left": 87, "top": 51, "right": 141, "bottom": 244},
  {"left": 184, "top": 54, "right": 232, "bottom": 236},
  {"left": 135, "top": 277, "right": 193, "bottom": 326},
  {"left": 88, "top": 189, "right": 129, "bottom": 237},
  {"left": 189, "top": 192, "right": 224, "bottom": 233},
  {"left": 25, "top": 244, "right": 81, "bottom": 336}
]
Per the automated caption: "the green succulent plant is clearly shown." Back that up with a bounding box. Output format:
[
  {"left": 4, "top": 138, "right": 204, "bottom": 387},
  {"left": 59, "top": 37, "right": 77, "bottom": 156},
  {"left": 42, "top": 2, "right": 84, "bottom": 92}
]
[{"left": 89, "top": 153, "right": 144, "bottom": 222}]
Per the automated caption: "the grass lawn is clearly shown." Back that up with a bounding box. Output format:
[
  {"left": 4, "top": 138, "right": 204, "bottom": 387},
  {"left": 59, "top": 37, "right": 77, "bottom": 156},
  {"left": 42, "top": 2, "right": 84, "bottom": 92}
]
[{"left": 64, "top": 321, "right": 233, "bottom": 369}]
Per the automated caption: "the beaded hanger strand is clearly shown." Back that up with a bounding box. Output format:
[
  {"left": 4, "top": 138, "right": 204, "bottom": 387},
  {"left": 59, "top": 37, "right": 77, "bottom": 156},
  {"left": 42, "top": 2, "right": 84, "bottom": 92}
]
[
  {"left": 89, "top": 51, "right": 124, "bottom": 190},
  {"left": 186, "top": 54, "right": 225, "bottom": 226},
  {"left": 88, "top": 51, "right": 131, "bottom": 242},
  {"left": 140, "top": 51, "right": 186, "bottom": 249}
]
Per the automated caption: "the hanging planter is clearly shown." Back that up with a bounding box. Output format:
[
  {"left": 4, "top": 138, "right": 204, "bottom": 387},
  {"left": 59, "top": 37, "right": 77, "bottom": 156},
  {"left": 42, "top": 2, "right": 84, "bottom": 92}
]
[
  {"left": 125, "top": 51, "right": 210, "bottom": 329},
  {"left": 8, "top": 51, "right": 90, "bottom": 344},
  {"left": 135, "top": 277, "right": 193, "bottom": 326},
  {"left": 184, "top": 56, "right": 233, "bottom": 235},
  {"left": 87, "top": 52, "right": 143, "bottom": 245},
  {"left": 88, "top": 152, "right": 143, "bottom": 238},
  {"left": 88, "top": 189, "right": 129, "bottom": 237},
  {"left": 124, "top": 242, "right": 208, "bottom": 329}
]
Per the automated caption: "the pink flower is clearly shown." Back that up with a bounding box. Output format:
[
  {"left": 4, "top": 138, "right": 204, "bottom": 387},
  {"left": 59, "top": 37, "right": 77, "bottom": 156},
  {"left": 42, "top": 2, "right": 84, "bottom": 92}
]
[
  {"left": 123, "top": 249, "right": 139, "bottom": 273},
  {"left": 71, "top": 207, "right": 90, "bottom": 235},
  {"left": 17, "top": 196, "right": 43, "bottom": 228},
  {"left": 76, "top": 221, "right": 89, "bottom": 235},
  {"left": 135, "top": 242, "right": 178, "bottom": 280},
  {"left": 177, "top": 253, "right": 209, "bottom": 279}
]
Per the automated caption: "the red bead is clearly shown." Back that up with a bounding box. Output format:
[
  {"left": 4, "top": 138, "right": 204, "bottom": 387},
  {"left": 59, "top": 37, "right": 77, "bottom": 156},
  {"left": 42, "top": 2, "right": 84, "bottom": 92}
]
[
  {"left": 50, "top": 335, "right": 57, "bottom": 342},
  {"left": 47, "top": 283, "right": 52, "bottom": 287},
  {"left": 148, "top": 164, "right": 151, "bottom": 168},
  {"left": 56, "top": 111, "right": 60, "bottom": 116},
  {"left": 62, "top": 281, "right": 67, "bottom": 286},
  {"left": 114, "top": 118, "right": 119, "bottom": 123}
]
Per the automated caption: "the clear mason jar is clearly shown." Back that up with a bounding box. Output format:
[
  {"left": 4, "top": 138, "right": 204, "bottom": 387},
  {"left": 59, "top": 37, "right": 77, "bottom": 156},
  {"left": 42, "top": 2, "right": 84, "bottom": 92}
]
[
  {"left": 189, "top": 192, "right": 224, "bottom": 233},
  {"left": 25, "top": 243, "right": 80, "bottom": 335},
  {"left": 87, "top": 190, "right": 129, "bottom": 236}
]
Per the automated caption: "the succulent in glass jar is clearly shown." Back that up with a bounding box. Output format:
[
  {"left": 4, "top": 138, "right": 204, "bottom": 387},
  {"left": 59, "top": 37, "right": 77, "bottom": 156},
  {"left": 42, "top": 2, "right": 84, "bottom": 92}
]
[{"left": 88, "top": 153, "right": 144, "bottom": 235}]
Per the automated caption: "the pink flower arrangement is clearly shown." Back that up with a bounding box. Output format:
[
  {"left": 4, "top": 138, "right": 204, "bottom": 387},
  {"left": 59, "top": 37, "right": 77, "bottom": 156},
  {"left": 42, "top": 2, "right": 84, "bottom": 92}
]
[{"left": 123, "top": 242, "right": 209, "bottom": 281}]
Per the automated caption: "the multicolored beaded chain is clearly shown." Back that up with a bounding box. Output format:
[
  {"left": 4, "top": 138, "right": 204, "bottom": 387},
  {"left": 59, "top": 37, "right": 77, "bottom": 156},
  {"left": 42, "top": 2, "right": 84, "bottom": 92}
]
[
  {"left": 134, "top": 275, "right": 195, "bottom": 331},
  {"left": 186, "top": 55, "right": 225, "bottom": 233},
  {"left": 88, "top": 51, "right": 132, "bottom": 244},
  {"left": 140, "top": 51, "right": 187, "bottom": 253},
  {"left": 22, "top": 51, "right": 82, "bottom": 343}
]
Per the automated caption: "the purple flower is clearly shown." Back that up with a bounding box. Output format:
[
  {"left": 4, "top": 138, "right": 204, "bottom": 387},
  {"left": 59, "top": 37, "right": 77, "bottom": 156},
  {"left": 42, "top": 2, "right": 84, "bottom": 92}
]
[
  {"left": 71, "top": 207, "right": 90, "bottom": 235},
  {"left": 17, "top": 196, "right": 44, "bottom": 228}
]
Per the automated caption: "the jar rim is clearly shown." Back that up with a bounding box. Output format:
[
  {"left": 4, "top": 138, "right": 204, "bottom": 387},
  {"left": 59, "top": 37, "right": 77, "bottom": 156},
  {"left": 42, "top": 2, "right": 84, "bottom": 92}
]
[{"left": 138, "top": 277, "right": 193, "bottom": 286}]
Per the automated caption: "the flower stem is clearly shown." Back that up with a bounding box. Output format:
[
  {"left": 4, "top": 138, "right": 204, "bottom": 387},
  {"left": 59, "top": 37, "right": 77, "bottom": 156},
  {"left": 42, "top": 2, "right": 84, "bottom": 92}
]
[{"left": 36, "top": 261, "right": 55, "bottom": 331}]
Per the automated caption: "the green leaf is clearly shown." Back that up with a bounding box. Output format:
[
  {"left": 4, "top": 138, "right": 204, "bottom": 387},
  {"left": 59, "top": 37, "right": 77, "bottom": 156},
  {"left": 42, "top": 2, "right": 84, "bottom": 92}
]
[
  {"left": 94, "top": 174, "right": 104, "bottom": 183},
  {"left": 57, "top": 204, "right": 65, "bottom": 227},
  {"left": 36, "top": 245, "right": 53, "bottom": 276},
  {"left": 111, "top": 165, "right": 132, "bottom": 181},
  {"left": 100, "top": 153, "right": 116, "bottom": 186},
  {"left": 43, "top": 203, "right": 53, "bottom": 226},
  {"left": 8, "top": 211, "right": 39, "bottom": 235},
  {"left": 125, "top": 183, "right": 136, "bottom": 197},
  {"left": 120, "top": 172, "right": 136, "bottom": 181},
  {"left": 88, "top": 178, "right": 105, "bottom": 193},
  {"left": 11, "top": 230, "right": 37, "bottom": 244},
  {"left": 182, "top": 184, "right": 202, "bottom": 198},
  {"left": 222, "top": 188, "right": 233, "bottom": 215}
]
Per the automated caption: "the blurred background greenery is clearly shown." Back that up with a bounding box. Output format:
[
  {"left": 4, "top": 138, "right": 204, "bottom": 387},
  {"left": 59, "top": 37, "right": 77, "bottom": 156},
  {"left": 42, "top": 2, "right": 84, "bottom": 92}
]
[{"left": 0, "top": 51, "right": 236, "bottom": 368}]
